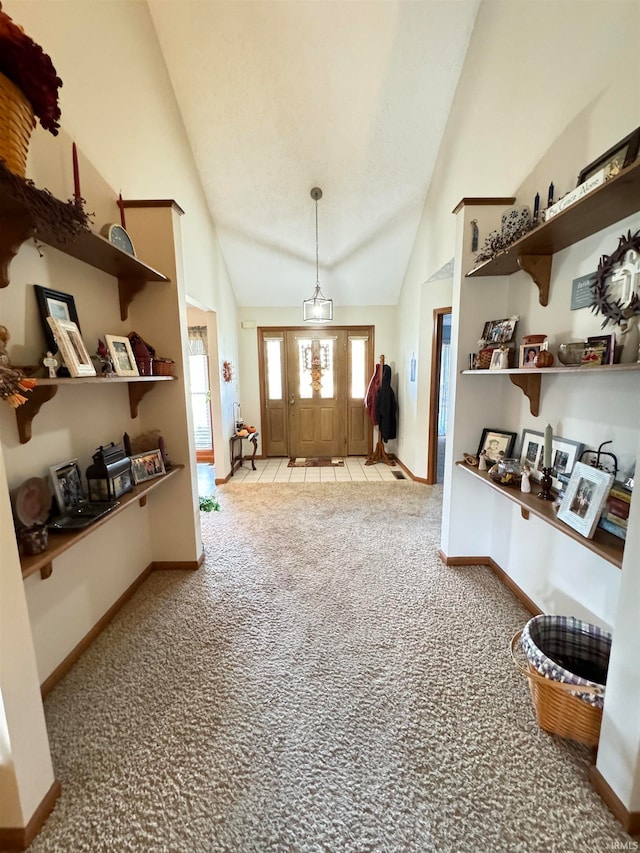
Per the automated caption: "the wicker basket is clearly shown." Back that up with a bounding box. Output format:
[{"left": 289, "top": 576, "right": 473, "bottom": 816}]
[
  {"left": 511, "top": 630, "right": 603, "bottom": 747},
  {"left": 153, "top": 359, "right": 174, "bottom": 377},
  {"left": 0, "top": 72, "right": 35, "bottom": 177}
]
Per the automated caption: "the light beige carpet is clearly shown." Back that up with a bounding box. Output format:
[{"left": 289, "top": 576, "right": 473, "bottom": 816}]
[{"left": 27, "top": 483, "right": 630, "bottom": 852}]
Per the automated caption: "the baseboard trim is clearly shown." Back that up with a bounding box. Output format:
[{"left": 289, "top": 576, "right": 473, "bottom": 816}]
[
  {"left": 438, "top": 551, "right": 541, "bottom": 617},
  {"left": 152, "top": 553, "right": 204, "bottom": 571},
  {"left": 0, "top": 779, "right": 61, "bottom": 850},
  {"left": 589, "top": 765, "right": 640, "bottom": 835},
  {"left": 40, "top": 564, "right": 154, "bottom": 698}
]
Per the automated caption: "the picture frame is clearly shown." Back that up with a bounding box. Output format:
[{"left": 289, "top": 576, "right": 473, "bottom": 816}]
[
  {"left": 577, "top": 127, "right": 640, "bottom": 185},
  {"left": 130, "top": 449, "right": 166, "bottom": 484},
  {"left": 480, "top": 317, "right": 518, "bottom": 345},
  {"left": 520, "top": 429, "right": 585, "bottom": 492},
  {"left": 557, "top": 462, "right": 614, "bottom": 539},
  {"left": 519, "top": 344, "right": 541, "bottom": 367},
  {"left": 35, "top": 285, "right": 81, "bottom": 355},
  {"left": 489, "top": 348, "right": 503, "bottom": 370},
  {"left": 46, "top": 317, "right": 96, "bottom": 377},
  {"left": 105, "top": 334, "right": 139, "bottom": 377},
  {"left": 49, "top": 458, "right": 85, "bottom": 513},
  {"left": 477, "top": 428, "right": 517, "bottom": 463},
  {"left": 586, "top": 333, "right": 616, "bottom": 365}
]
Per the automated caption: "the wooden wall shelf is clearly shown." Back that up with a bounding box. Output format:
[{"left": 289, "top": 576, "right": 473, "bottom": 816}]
[
  {"left": 455, "top": 461, "right": 623, "bottom": 569},
  {"left": 465, "top": 159, "right": 640, "bottom": 300},
  {"left": 0, "top": 186, "right": 170, "bottom": 318},
  {"left": 20, "top": 465, "right": 184, "bottom": 581},
  {"left": 16, "top": 376, "right": 175, "bottom": 444},
  {"left": 461, "top": 362, "right": 640, "bottom": 416}
]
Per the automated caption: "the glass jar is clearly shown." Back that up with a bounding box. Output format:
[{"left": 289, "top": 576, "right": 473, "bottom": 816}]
[{"left": 489, "top": 457, "right": 523, "bottom": 488}]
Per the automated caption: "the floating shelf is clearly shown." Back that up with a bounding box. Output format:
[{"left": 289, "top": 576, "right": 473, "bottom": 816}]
[
  {"left": 461, "top": 362, "right": 640, "bottom": 416},
  {"left": 21, "top": 465, "right": 184, "bottom": 581},
  {"left": 456, "top": 461, "right": 624, "bottom": 569},
  {"left": 465, "top": 159, "right": 640, "bottom": 302},
  {"left": 16, "top": 376, "right": 175, "bottom": 444}
]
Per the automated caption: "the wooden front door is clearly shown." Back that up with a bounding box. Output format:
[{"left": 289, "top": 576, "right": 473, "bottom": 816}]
[
  {"left": 286, "top": 329, "right": 347, "bottom": 458},
  {"left": 258, "top": 326, "right": 373, "bottom": 459}
]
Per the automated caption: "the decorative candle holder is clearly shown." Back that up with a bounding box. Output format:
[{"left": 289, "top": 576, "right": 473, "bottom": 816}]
[{"left": 538, "top": 466, "right": 554, "bottom": 501}]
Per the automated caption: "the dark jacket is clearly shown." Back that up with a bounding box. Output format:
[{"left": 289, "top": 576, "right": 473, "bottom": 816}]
[{"left": 376, "top": 364, "right": 397, "bottom": 442}]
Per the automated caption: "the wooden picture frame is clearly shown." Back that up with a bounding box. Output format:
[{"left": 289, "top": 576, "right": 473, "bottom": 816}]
[
  {"left": 520, "top": 429, "right": 584, "bottom": 492},
  {"left": 46, "top": 317, "right": 96, "bottom": 377},
  {"left": 477, "top": 428, "right": 517, "bottom": 463},
  {"left": 130, "top": 449, "right": 166, "bottom": 484},
  {"left": 577, "top": 127, "right": 640, "bottom": 185},
  {"left": 105, "top": 334, "right": 139, "bottom": 377},
  {"left": 558, "top": 462, "right": 614, "bottom": 539},
  {"left": 480, "top": 317, "right": 518, "bottom": 345},
  {"left": 35, "top": 285, "right": 81, "bottom": 355}
]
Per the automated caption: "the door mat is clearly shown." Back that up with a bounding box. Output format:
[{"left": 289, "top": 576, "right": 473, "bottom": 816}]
[{"left": 288, "top": 457, "right": 345, "bottom": 468}]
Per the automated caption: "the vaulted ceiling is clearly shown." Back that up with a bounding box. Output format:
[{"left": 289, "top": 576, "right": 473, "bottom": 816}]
[{"left": 148, "top": 1, "right": 479, "bottom": 308}]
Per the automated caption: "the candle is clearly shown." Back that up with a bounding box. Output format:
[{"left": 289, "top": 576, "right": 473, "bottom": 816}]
[
  {"left": 533, "top": 192, "right": 540, "bottom": 220},
  {"left": 72, "top": 142, "right": 81, "bottom": 201},
  {"left": 543, "top": 423, "right": 553, "bottom": 468},
  {"left": 547, "top": 182, "right": 554, "bottom": 207}
]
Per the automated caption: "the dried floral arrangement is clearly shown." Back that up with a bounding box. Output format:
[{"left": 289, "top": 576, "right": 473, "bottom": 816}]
[
  {"left": 0, "top": 364, "right": 36, "bottom": 407},
  {"left": 475, "top": 216, "right": 534, "bottom": 264},
  {"left": 0, "top": 2, "right": 62, "bottom": 134},
  {"left": 0, "top": 159, "right": 91, "bottom": 244}
]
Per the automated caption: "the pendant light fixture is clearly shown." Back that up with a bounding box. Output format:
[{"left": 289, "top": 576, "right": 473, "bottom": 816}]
[{"left": 303, "top": 187, "right": 333, "bottom": 323}]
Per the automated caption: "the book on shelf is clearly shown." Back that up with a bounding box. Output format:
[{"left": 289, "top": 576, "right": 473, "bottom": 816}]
[{"left": 598, "top": 515, "right": 627, "bottom": 541}]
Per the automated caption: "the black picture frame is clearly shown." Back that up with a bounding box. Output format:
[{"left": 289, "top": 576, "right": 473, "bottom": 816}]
[
  {"left": 477, "top": 428, "right": 517, "bottom": 463},
  {"left": 34, "top": 285, "right": 81, "bottom": 355},
  {"left": 577, "top": 127, "right": 640, "bottom": 185},
  {"left": 586, "top": 333, "right": 616, "bottom": 365}
]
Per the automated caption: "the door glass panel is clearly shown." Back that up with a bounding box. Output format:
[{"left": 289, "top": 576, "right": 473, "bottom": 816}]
[
  {"left": 297, "top": 338, "right": 313, "bottom": 398},
  {"left": 188, "top": 354, "right": 212, "bottom": 450},
  {"left": 265, "top": 338, "right": 283, "bottom": 400},
  {"left": 349, "top": 337, "right": 367, "bottom": 398},
  {"left": 319, "top": 340, "right": 335, "bottom": 399}
]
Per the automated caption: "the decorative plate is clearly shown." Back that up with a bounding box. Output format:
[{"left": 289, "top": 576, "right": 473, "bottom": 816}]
[
  {"left": 100, "top": 223, "right": 136, "bottom": 257},
  {"left": 12, "top": 477, "right": 51, "bottom": 527}
]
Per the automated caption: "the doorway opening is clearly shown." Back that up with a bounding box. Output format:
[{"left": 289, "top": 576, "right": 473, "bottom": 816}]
[
  {"left": 187, "top": 313, "right": 216, "bottom": 496},
  {"left": 427, "top": 308, "right": 452, "bottom": 484}
]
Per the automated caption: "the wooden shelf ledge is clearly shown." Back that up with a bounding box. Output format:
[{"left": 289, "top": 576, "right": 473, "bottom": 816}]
[
  {"left": 455, "top": 461, "right": 623, "bottom": 569},
  {"left": 15, "top": 375, "right": 175, "bottom": 443},
  {"left": 21, "top": 465, "right": 185, "bottom": 581}
]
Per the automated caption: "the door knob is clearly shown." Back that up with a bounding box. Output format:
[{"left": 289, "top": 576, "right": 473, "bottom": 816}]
[{"left": 289, "top": 396, "right": 295, "bottom": 405}]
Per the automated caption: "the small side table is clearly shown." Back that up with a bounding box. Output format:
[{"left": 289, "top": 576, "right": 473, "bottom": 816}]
[{"left": 230, "top": 432, "right": 259, "bottom": 476}]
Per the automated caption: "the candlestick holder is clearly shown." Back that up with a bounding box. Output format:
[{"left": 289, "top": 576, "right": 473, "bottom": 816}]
[{"left": 538, "top": 466, "right": 553, "bottom": 501}]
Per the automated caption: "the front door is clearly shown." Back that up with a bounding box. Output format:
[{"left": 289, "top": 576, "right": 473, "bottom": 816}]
[{"left": 285, "top": 329, "right": 347, "bottom": 458}]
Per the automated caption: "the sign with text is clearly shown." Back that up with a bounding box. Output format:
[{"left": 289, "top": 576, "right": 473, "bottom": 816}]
[{"left": 571, "top": 272, "right": 596, "bottom": 310}]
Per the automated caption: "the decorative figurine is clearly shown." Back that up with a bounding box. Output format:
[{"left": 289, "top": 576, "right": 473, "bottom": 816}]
[
  {"left": 43, "top": 351, "right": 58, "bottom": 378},
  {"left": 478, "top": 450, "right": 488, "bottom": 471},
  {"left": 521, "top": 465, "right": 531, "bottom": 493}
]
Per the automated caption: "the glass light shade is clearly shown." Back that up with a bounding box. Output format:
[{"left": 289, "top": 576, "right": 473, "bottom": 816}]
[{"left": 303, "top": 284, "right": 333, "bottom": 323}]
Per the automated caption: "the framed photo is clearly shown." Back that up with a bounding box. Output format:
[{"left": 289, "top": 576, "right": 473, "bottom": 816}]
[
  {"left": 586, "top": 333, "right": 616, "bottom": 365},
  {"left": 519, "top": 344, "right": 541, "bottom": 367},
  {"left": 577, "top": 127, "right": 640, "bottom": 185},
  {"left": 35, "top": 285, "right": 81, "bottom": 355},
  {"left": 520, "top": 429, "right": 585, "bottom": 492},
  {"left": 46, "top": 317, "right": 96, "bottom": 377},
  {"left": 105, "top": 334, "right": 139, "bottom": 377},
  {"left": 130, "top": 449, "right": 166, "bottom": 484},
  {"left": 489, "top": 349, "right": 503, "bottom": 370},
  {"left": 49, "top": 458, "right": 85, "bottom": 513},
  {"left": 558, "top": 462, "right": 614, "bottom": 539},
  {"left": 481, "top": 317, "right": 518, "bottom": 345},
  {"left": 477, "top": 428, "right": 517, "bottom": 463}
]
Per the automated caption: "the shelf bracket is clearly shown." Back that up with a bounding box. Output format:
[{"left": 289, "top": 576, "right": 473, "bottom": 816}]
[
  {"left": 520, "top": 508, "right": 530, "bottom": 521},
  {"left": 118, "top": 277, "right": 147, "bottom": 321},
  {"left": 517, "top": 254, "right": 552, "bottom": 306},
  {"left": 509, "top": 373, "right": 541, "bottom": 417},
  {"left": 0, "top": 213, "right": 33, "bottom": 288},
  {"left": 128, "top": 381, "right": 156, "bottom": 418},
  {"left": 15, "top": 385, "right": 59, "bottom": 444},
  {"left": 40, "top": 561, "right": 53, "bottom": 580}
]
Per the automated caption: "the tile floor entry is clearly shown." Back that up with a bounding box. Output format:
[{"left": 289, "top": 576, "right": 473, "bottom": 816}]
[{"left": 197, "top": 457, "right": 404, "bottom": 493}]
